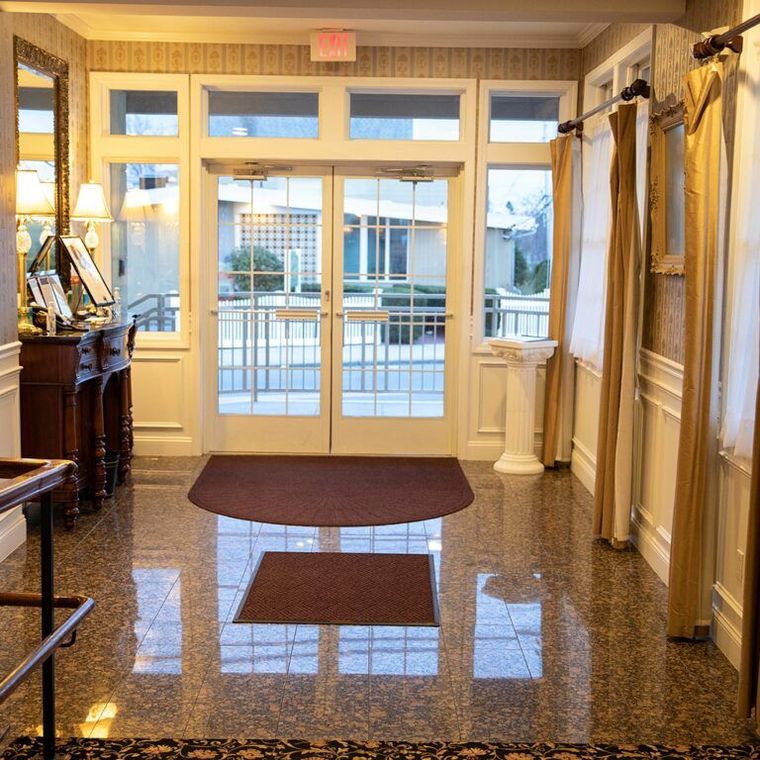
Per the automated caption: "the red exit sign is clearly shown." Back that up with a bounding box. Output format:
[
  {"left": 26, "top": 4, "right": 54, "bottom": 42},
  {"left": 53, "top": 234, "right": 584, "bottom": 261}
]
[{"left": 310, "top": 30, "right": 356, "bottom": 62}]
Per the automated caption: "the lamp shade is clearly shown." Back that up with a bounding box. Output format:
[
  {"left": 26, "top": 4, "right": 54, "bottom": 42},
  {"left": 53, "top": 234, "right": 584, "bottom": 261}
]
[
  {"left": 119, "top": 187, "right": 154, "bottom": 222},
  {"left": 73, "top": 182, "right": 113, "bottom": 222},
  {"left": 16, "top": 169, "right": 55, "bottom": 217},
  {"left": 41, "top": 181, "right": 56, "bottom": 211}
]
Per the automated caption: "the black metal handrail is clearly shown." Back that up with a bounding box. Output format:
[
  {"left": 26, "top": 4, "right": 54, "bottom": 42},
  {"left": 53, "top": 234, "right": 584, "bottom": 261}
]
[{"left": 0, "top": 458, "right": 95, "bottom": 760}]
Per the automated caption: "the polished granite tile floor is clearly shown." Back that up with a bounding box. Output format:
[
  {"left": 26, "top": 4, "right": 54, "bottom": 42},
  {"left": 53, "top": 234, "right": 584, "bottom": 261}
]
[{"left": 0, "top": 457, "right": 754, "bottom": 745}]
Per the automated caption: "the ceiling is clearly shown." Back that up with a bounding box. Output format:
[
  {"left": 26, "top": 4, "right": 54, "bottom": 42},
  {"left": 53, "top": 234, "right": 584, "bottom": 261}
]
[{"left": 1, "top": 0, "right": 684, "bottom": 47}]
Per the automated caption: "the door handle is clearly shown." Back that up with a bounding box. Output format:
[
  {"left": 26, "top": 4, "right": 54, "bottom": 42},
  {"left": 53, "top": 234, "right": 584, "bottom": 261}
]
[
  {"left": 275, "top": 308, "right": 321, "bottom": 320},
  {"left": 210, "top": 308, "right": 218, "bottom": 315},
  {"left": 344, "top": 310, "right": 390, "bottom": 322}
]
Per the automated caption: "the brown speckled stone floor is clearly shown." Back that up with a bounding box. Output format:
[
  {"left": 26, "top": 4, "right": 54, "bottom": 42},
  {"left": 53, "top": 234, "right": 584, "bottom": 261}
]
[{"left": 0, "top": 458, "right": 753, "bottom": 745}]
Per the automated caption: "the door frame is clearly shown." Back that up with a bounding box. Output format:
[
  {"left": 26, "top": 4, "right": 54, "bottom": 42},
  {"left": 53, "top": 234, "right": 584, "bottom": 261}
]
[
  {"left": 191, "top": 75, "right": 479, "bottom": 457},
  {"left": 201, "top": 163, "right": 465, "bottom": 455},
  {"left": 329, "top": 169, "right": 463, "bottom": 456},
  {"left": 202, "top": 164, "right": 335, "bottom": 454}
]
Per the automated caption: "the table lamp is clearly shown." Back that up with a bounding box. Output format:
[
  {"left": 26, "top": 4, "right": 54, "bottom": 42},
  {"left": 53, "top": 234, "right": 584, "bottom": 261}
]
[
  {"left": 118, "top": 187, "right": 153, "bottom": 247},
  {"left": 73, "top": 181, "right": 113, "bottom": 254},
  {"left": 39, "top": 181, "right": 56, "bottom": 245},
  {"left": 16, "top": 169, "right": 54, "bottom": 302}
]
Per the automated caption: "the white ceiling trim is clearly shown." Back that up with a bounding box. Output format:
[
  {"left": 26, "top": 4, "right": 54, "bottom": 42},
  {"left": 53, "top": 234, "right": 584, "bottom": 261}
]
[
  {"left": 55, "top": 13, "right": 610, "bottom": 48},
  {"left": 576, "top": 22, "right": 609, "bottom": 48}
]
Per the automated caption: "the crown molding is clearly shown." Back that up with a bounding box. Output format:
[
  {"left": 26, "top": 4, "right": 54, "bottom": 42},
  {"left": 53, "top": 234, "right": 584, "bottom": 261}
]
[
  {"left": 56, "top": 12, "right": 591, "bottom": 48},
  {"left": 576, "top": 22, "right": 609, "bottom": 48}
]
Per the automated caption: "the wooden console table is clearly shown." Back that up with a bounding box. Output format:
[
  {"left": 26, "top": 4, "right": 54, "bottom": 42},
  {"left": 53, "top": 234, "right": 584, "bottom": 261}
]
[{"left": 19, "top": 321, "right": 135, "bottom": 528}]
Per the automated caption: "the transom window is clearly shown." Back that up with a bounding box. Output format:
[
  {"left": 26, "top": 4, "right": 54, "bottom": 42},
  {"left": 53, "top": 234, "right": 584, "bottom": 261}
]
[
  {"left": 109, "top": 90, "right": 178, "bottom": 136},
  {"left": 208, "top": 90, "right": 319, "bottom": 138},
  {"left": 349, "top": 92, "right": 460, "bottom": 141},
  {"left": 489, "top": 94, "right": 560, "bottom": 143}
]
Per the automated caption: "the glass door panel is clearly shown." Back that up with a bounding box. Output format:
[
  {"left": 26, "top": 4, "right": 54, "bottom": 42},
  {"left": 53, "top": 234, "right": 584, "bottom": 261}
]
[
  {"left": 208, "top": 171, "right": 332, "bottom": 453},
  {"left": 331, "top": 176, "right": 455, "bottom": 455}
]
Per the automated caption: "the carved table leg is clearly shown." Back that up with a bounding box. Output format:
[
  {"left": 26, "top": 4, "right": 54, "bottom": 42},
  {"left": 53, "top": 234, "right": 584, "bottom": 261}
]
[
  {"left": 92, "top": 376, "right": 107, "bottom": 511},
  {"left": 62, "top": 386, "right": 80, "bottom": 529},
  {"left": 118, "top": 367, "right": 132, "bottom": 484}
]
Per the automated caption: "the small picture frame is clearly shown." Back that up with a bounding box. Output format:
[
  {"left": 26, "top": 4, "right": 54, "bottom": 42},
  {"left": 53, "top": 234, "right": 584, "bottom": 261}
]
[
  {"left": 29, "top": 272, "right": 73, "bottom": 320},
  {"left": 649, "top": 101, "right": 686, "bottom": 276},
  {"left": 26, "top": 273, "right": 45, "bottom": 307},
  {"left": 59, "top": 235, "right": 114, "bottom": 306}
]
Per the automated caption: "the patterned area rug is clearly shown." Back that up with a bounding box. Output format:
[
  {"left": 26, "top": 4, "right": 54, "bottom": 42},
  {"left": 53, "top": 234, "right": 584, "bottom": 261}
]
[{"left": 2, "top": 738, "right": 759, "bottom": 759}]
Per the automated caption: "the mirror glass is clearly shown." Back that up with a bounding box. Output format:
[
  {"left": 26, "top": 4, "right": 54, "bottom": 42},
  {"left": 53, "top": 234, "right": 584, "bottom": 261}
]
[
  {"left": 648, "top": 103, "right": 685, "bottom": 276},
  {"left": 665, "top": 122, "right": 685, "bottom": 257},
  {"left": 14, "top": 37, "right": 70, "bottom": 287},
  {"left": 17, "top": 62, "right": 57, "bottom": 270}
]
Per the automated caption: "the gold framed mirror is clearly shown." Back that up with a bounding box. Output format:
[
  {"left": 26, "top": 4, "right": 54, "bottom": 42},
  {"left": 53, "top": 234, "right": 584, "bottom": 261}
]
[
  {"left": 14, "top": 36, "right": 71, "bottom": 288},
  {"left": 649, "top": 101, "right": 685, "bottom": 275}
]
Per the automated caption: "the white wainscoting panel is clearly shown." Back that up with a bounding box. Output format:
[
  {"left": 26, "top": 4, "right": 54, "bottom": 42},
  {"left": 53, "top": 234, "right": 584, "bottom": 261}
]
[
  {"left": 713, "top": 453, "right": 752, "bottom": 669},
  {"left": 132, "top": 349, "right": 197, "bottom": 456},
  {"left": 630, "top": 349, "right": 683, "bottom": 585},
  {"left": 0, "top": 341, "right": 24, "bottom": 562},
  {"left": 571, "top": 359, "right": 601, "bottom": 494},
  {"left": 463, "top": 350, "right": 545, "bottom": 461}
]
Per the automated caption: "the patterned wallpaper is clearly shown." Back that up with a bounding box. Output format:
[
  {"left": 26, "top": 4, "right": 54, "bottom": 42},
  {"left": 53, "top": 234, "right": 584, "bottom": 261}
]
[
  {"left": 643, "top": 0, "right": 742, "bottom": 364},
  {"left": 0, "top": 13, "right": 15, "bottom": 345},
  {"left": 581, "top": 0, "right": 743, "bottom": 364},
  {"left": 581, "top": 23, "right": 651, "bottom": 78},
  {"left": 0, "top": 12, "right": 88, "bottom": 345},
  {"left": 87, "top": 41, "right": 581, "bottom": 80}
]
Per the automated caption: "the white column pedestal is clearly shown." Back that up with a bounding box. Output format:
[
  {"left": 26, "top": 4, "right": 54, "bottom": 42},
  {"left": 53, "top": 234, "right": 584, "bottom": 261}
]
[{"left": 488, "top": 337, "right": 558, "bottom": 475}]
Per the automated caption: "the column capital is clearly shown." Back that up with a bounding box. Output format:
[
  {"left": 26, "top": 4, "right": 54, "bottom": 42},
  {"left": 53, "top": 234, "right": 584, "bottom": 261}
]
[{"left": 488, "top": 337, "right": 557, "bottom": 366}]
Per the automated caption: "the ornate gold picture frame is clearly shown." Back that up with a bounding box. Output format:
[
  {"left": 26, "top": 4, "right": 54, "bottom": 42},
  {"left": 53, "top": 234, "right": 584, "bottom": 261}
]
[
  {"left": 14, "top": 36, "right": 71, "bottom": 282},
  {"left": 649, "top": 101, "right": 685, "bottom": 275}
]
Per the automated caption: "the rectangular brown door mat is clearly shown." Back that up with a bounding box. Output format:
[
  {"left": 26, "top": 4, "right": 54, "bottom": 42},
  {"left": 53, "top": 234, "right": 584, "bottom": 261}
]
[{"left": 234, "top": 552, "right": 439, "bottom": 626}]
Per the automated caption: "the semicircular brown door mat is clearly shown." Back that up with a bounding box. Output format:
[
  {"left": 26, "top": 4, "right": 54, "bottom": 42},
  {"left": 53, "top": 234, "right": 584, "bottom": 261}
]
[{"left": 188, "top": 455, "right": 474, "bottom": 527}]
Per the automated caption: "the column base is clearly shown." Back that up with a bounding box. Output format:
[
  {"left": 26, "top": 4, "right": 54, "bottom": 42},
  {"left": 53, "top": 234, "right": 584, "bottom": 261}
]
[{"left": 493, "top": 453, "right": 545, "bottom": 475}]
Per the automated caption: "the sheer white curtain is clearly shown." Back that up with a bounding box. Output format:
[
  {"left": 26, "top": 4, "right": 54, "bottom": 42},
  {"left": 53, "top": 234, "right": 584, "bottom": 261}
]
[
  {"left": 636, "top": 102, "right": 649, "bottom": 234},
  {"left": 721, "top": 67, "right": 760, "bottom": 460},
  {"left": 570, "top": 114, "right": 613, "bottom": 370}
]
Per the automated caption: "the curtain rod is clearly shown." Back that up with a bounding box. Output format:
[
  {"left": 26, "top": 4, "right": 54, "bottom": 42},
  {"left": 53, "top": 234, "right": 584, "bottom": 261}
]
[
  {"left": 692, "top": 13, "right": 760, "bottom": 59},
  {"left": 557, "top": 78, "right": 650, "bottom": 135}
]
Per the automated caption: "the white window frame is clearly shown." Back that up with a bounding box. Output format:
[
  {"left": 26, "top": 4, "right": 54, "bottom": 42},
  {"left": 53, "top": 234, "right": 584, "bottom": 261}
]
[
  {"left": 192, "top": 75, "right": 476, "bottom": 165},
  {"left": 583, "top": 28, "right": 653, "bottom": 113},
  {"left": 89, "top": 72, "right": 191, "bottom": 349},
  {"left": 473, "top": 79, "right": 578, "bottom": 348}
]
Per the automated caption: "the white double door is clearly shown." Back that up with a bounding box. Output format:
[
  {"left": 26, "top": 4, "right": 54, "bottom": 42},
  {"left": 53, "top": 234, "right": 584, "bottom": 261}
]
[{"left": 204, "top": 164, "right": 459, "bottom": 455}]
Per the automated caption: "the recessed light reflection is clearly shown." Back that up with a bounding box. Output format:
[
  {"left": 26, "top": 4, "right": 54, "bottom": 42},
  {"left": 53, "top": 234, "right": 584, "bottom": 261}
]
[{"left": 74, "top": 702, "right": 118, "bottom": 738}]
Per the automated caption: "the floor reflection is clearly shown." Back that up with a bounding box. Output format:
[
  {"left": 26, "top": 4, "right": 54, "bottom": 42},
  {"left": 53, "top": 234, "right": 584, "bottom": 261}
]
[{"left": 0, "top": 458, "right": 752, "bottom": 745}]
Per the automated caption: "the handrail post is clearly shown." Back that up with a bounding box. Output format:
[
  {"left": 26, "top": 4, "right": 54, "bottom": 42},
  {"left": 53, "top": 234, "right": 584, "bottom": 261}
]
[{"left": 40, "top": 491, "right": 55, "bottom": 760}]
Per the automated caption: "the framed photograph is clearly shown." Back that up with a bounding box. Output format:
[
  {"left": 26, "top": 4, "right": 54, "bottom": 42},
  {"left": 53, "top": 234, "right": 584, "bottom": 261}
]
[
  {"left": 59, "top": 235, "right": 114, "bottom": 306},
  {"left": 26, "top": 273, "right": 45, "bottom": 307},
  {"left": 32, "top": 272, "right": 73, "bottom": 320},
  {"left": 649, "top": 102, "right": 686, "bottom": 275}
]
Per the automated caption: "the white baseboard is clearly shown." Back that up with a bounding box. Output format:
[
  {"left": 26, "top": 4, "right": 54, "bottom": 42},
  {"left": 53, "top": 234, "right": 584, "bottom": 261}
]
[
  {"left": 712, "top": 604, "right": 742, "bottom": 670},
  {"left": 0, "top": 507, "right": 25, "bottom": 563},
  {"left": 134, "top": 434, "right": 196, "bottom": 457},
  {"left": 630, "top": 514, "right": 671, "bottom": 586},
  {"left": 570, "top": 438, "right": 596, "bottom": 494}
]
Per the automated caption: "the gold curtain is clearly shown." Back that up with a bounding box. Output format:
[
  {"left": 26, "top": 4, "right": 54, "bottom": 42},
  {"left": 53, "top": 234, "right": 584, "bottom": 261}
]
[
  {"left": 739, "top": 374, "right": 760, "bottom": 725},
  {"left": 667, "top": 62, "right": 725, "bottom": 638},
  {"left": 543, "top": 134, "right": 580, "bottom": 467},
  {"left": 592, "top": 103, "right": 641, "bottom": 547}
]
